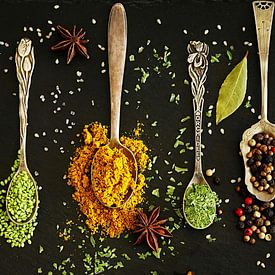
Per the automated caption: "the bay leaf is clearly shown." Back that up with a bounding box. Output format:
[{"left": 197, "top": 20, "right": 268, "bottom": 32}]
[{"left": 216, "top": 53, "right": 248, "bottom": 125}]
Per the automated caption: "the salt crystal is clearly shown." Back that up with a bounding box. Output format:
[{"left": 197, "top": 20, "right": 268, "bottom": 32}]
[
  {"left": 44, "top": 147, "right": 49, "bottom": 152},
  {"left": 54, "top": 5, "right": 60, "bottom": 9},
  {"left": 217, "top": 24, "right": 222, "bottom": 30},
  {"left": 212, "top": 41, "right": 217, "bottom": 45},
  {"left": 156, "top": 18, "right": 162, "bottom": 25},
  {"left": 55, "top": 59, "right": 59, "bottom": 65},
  {"left": 183, "top": 29, "right": 188, "bottom": 34},
  {"left": 76, "top": 71, "right": 82, "bottom": 77},
  {"left": 48, "top": 20, "right": 53, "bottom": 25},
  {"left": 34, "top": 133, "right": 39, "bottom": 138},
  {"left": 220, "top": 128, "right": 225, "bottom": 135},
  {"left": 92, "top": 18, "right": 97, "bottom": 24},
  {"left": 204, "top": 29, "right": 209, "bottom": 35}
]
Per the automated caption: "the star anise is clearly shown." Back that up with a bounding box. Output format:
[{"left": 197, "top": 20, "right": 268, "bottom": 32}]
[
  {"left": 51, "top": 25, "right": 90, "bottom": 64},
  {"left": 134, "top": 207, "right": 172, "bottom": 252}
]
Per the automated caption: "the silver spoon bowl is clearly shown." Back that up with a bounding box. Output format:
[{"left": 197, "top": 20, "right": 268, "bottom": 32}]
[
  {"left": 6, "top": 38, "right": 39, "bottom": 225},
  {"left": 91, "top": 3, "right": 138, "bottom": 209},
  {"left": 240, "top": 1, "right": 275, "bottom": 202}
]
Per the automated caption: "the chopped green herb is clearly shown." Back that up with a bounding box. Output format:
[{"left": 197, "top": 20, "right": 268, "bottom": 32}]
[
  {"left": 152, "top": 248, "right": 162, "bottom": 259},
  {"left": 226, "top": 50, "right": 233, "bottom": 61},
  {"left": 184, "top": 184, "right": 219, "bottom": 229},
  {"left": 129, "top": 54, "right": 135, "bottom": 62},
  {"left": 210, "top": 53, "right": 221, "bottom": 63},
  {"left": 138, "top": 46, "right": 144, "bottom": 53},
  {"left": 152, "top": 188, "right": 160, "bottom": 197}
]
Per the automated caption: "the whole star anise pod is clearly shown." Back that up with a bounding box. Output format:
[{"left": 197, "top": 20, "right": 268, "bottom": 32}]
[
  {"left": 51, "top": 25, "right": 90, "bottom": 64},
  {"left": 134, "top": 207, "right": 172, "bottom": 252}
]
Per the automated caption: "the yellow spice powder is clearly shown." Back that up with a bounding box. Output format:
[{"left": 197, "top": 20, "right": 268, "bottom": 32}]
[
  {"left": 92, "top": 146, "right": 135, "bottom": 208},
  {"left": 67, "top": 122, "right": 149, "bottom": 237}
]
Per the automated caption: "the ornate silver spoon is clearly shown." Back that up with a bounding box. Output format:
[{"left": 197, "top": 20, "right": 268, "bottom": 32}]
[
  {"left": 240, "top": 1, "right": 275, "bottom": 202},
  {"left": 91, "top": 3, "right": 137, "bottom": 208},
  {"left": 182, "top": 41, "right": 216, "bottom": 229},
  {"left": 6, "top": 38, "right": 39, "bottom": 224}
]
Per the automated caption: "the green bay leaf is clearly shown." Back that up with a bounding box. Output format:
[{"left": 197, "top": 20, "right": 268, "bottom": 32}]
[{"left": 216, "top": 53, "right": 248, "bottom": 125}]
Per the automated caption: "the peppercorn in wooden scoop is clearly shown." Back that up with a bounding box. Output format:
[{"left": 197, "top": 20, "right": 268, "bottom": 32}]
[
  {"left": 182, "top": 41, "right": 217, "bottom": 230},
  {"left": 91, "top": 3, "right": 137, "bottom": 208},
  {"left": 240, "top": 1, "right": 275, "bottom": 202},
  {"left": 6, "top": 38, "right": 39, "bottom": 225}
]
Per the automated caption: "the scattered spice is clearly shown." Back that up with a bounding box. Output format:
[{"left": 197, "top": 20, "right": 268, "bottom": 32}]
[
  {"left": 134, "top": 207, "right": 172, "bottom": 252},
  {"left": 51, "top": 25, "right": 90, "bottom": 64},
  {"left": 184, "top": 184, "right": 219, "bottom": 229},
  {"left": 68, "top": 122, "right": 149, "bottom": 237},
  {"left": 92, "top": 146, "right": 136, "bottom": 208}
]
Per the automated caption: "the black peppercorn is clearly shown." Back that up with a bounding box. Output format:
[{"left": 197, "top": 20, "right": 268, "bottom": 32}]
[
  {"left": 237, "top": 221, "right": 245, "bottom": 229},
  {"left": 250, "top": 165, "right": 258, "bottom": 174},
  {"left": 263, "top": 155, "right": 273, "bottom": 165},
  {"left": 244, "top": 205, "right": 253, "bottom": 214},
  {"left": 270, "top": 224, "right": 275, "bottom": 234},
  {"left": 270, "top": 216, "right": 275, "bottom": 224},
  {"left": 213, "top": 176, "right": 221, "bottom": 185},
  {"left": 264, "top": 208, "right": 274, "bottom": 218},
  {"left": 247, "top": 158, "right": 255, "bottom": 166},
  {"left": 254, "top": 133, "right": 264, "bottom": 142},
  {"left": 246, "top": 220, "right": 253, "bottom": 227}
]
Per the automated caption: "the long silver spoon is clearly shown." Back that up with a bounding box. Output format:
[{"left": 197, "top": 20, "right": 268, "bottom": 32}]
[
  {"left": 91, "top": 3, "right": 138, "bottom": 208},
  {"left": 6, "top": 38, "right": 39, "bottom": 224},
  {"left": 183, "top": 41, "right": 216, "bottom": 229},
  {"left": 240, "top": 1, "right": 275, "bottom": 202}
]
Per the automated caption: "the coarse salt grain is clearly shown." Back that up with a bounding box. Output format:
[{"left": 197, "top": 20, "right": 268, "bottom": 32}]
[
  {"left": 34, "top": 133, "right": 39, "bottom": 138},
  {"left": 76, "top": 71, "right": 82, "bottom": 77},
  {"left": 156, "top": 18, "right": 162, "bottom": 25},
  {"left": 44, "top": 147, "right": 49, "bottom": 152},
  {"left": 260, "top": 263, "right": 266, "bottom": 268},
  {"left": 256, "top": 261, "right": 261, "bottom": 266},
  {"left": 225, "top": 199, "right": 230, "bottom": 204},
  {"left": 3, "top": 69, "right": 8, "bottom": 73},
  {"left": 242, "top": 26, "right": 246, "bottom": 32},
  {"left": 98, "top": 44, "right": 105, "bottom": 51},
  {"left": 204, "top": 29, "right": 209, "bottom": 35},
  {"left": 207, "top": 122, "right": 212, "bottom": 127},
  {"left": 231, "top": 179, "right": 236, "bottom": 183},
  {"left": 251, "top": 108, "right": 255, "bottom": 113},
  {"left": 266, "top": 253, "right": 271, "bottom": 259},
  {"left": 217, "top": 24, "right": 222, "bottom": 30},
  {"left": 29, "top": 27, "right": 34, "bottom": 32},
  {"left": 212, "top": 41, "right": 217, "bottom": 45},
  {"left": 223, "top": 41, "right": 228, "bottom": 46},
  {"left": 92, "top": 18, "right": 97, "bottom": 24},
  {"left": 54, "top": 4, "right": 60, "bottom": 9},
  {"left": 48, "top": 20, "right": 53, "bottom": 25},
  {"left": 208, "top": 129, "right": 212, "bottom": 135},
  {"left": 55, "top": 59, "right": 59, "bottom": 65},
  {"left": 183, "top": 29, "right": 188, "bottom": 34},
  {"left": 220, "top": 128, "right": 225, "bottom": 134}
]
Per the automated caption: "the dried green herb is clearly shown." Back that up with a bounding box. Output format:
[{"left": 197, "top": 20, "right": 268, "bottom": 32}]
[
  {"left": 184, "top": 184, "right": 218, "bottom": 229},
  {"left": 216, "top": 53, "right": 248, "bottom": 125}
]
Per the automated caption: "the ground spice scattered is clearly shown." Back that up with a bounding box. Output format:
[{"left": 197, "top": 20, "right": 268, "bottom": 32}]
[
  {"left": 92, "top": 146, "right": 135, "bottom": 208},
  {"left": 68, "top": 122, "right": 150, "bottom": 237}
]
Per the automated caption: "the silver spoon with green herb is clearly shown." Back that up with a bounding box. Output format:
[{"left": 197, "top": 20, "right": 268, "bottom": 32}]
[
  {"left": 182, "top": 41, "right": 218, "bottom": 230},
  {"left": 6, "top": 38, "right": 39, "bottom": 225}
]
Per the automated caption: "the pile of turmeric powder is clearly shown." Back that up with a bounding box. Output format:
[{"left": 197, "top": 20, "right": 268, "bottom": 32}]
[
  {"left": 92, "top": 146, "right": 136, "bottom": 208},
  {"left": 67, "top": 122, "right": 149, "bottom": 237}
]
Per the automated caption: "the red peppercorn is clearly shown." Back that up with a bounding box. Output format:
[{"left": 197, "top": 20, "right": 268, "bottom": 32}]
[
  {"left": 235, "top": 208, "right": 244, "bottom": 217},
  {"left": 244, "top": 228, "right": 253, "bottom": 236},
  {"left": 245, "top": 197, "right": 253, "bottom": 205},
  {"left": 272, "top": 147, "right": 275, "bottom": 153}
]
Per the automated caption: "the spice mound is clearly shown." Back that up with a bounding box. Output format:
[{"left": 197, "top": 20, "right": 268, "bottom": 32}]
[
  {"left": 68, "top": 122, "right": 149, "bottom": 237},
  {"left": 92, "top": 146, "right": 135, "bottom": 208},
  {"left": 246, "top": 133, "right": 275, "bottom": 194},
  {"left": 6, "top": 170, "right": 36, "bottom": 223},
  {"left": 184, "top": 184, "right": 218, "bottom": 229},
  {"left": 0, "top": 156, "right": 38, "bottom": 247}
]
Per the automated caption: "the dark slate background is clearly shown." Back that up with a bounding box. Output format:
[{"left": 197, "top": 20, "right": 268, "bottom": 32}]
[{"left": 0, "top": 0, "right": 275, "bottom": 274}]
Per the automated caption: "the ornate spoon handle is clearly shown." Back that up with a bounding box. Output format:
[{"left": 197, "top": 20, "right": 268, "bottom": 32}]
[
  {"left": 15, "top": 38, "right": 35, "bottom": 167},
  {"left": 187, "top": 41, "right": 209, "bottom": 174},
  {"left": 253, "top": 1, "right": 274, "bottom": 121}
]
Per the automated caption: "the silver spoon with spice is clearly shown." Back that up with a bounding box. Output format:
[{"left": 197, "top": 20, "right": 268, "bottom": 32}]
[
  {"left": 91, "top": 3, "right": 138, "bottom": 208},
  {"left": 240, "top": 1, "right": 275, "bottom": 202},
  {"left": 182, "top": 41, "right": 217, "bottom": 229},
  {"left": 6, "top": 38, "right": 39, "bottom": 224}
]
